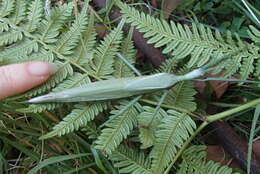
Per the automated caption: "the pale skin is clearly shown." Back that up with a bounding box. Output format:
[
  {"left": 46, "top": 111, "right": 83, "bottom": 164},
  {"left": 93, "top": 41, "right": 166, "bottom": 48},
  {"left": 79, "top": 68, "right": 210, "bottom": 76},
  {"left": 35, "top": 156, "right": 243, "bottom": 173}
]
[{"left": 0, "top": 61, "right": 57, "bottom": 100}]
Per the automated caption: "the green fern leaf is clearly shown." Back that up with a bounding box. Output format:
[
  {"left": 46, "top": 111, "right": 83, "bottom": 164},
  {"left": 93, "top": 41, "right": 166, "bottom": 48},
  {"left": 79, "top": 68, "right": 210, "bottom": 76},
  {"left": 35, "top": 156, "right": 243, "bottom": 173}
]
[
  {"left": 248, "top": 25, "right": 260, "bottom": 44},
  {"left": 0, "top": 22, "right": 9, "bottom": 33},
  {"left": 26, "top": 0, "right": 43, "bottom": 32},
  {"left": 164, "top": 81, "right": 197, "bottom": 112},
  {"left": 240, "top": 55, "right": 256, "bottom": 80},
  {"left": 0, "top": 40, "right": 39, "bottom": 63},
  {"left": 90, "top": 20, "right": 124, "bottom": 79},
  {"left": 138, "top": 106, "right": 168, "bottom": 149},
  {"left": 72, "top": 11, "right": 96, "bottom": 66},
  {"left": 117, "top": 2, "right": 259, "bottom": 79},
  {"left": 9, "top": 0, "right": 26, "bottom": 25},
  {"left": 0, "top": 0, "right": 15, "bottom": 17},
  {"left": 52, "top": 72, "right": 91, "bottom": 92},
  {"left": 38, "top": 2, "right": 73, "bottom": 43},
  {"left": 150, "top": 110, "right": 196, "bottom": 173},
  {"left": 0, "top": 30, "right": 23, "bottom": 47},
  {"left": 114, "top": 27, "right": 136, "bottom": 78},
  {"left": 256, "top": 59, "right": 260, "bottom": 79},
  {"left": 116, "top": 2, "right": 225, "bottom": 65},
  {"left": 17, "top": 103, "right": 62, "bottom": 113},
  {"left": 110, "top": 145, "right": 153, "bottom": 174},
  {"left": 95, "top": 101, "right": 139, "bottom": 154},
  {"left": 5, "top": 49, "right": 53, "bottom": 65},
  {"left": 157, "top": 57, "right": 178, "bottom": 73},
  {"left": 54, "top": 4, "right": 88, "bottom": 55},
  {"left": 177, "top": 145, "right": 238, "bottom": 174},
  {"left": 41, "top": 102, "right": 107, "bottom": 139}
]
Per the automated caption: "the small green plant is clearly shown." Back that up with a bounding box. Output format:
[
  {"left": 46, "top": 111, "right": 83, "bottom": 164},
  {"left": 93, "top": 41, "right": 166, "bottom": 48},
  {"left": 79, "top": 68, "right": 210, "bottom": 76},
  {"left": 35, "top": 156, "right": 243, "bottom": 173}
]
[{"left": 0, "top": 0, "right": 259, "bottom": 173}]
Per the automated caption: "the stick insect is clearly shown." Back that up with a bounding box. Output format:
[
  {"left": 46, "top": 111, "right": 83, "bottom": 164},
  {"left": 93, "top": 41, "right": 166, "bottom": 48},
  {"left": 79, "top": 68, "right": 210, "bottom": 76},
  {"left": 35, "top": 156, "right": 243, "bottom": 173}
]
[{"left": 28, "top": 52, "right": 238, "bottom": 103}]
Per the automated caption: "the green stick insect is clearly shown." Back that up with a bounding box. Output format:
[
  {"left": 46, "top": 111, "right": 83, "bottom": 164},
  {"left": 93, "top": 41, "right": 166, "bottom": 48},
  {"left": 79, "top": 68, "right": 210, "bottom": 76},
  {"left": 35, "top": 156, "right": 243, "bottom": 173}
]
[{"left": 27, "top": 52, "right": 239, "bottom": 103}]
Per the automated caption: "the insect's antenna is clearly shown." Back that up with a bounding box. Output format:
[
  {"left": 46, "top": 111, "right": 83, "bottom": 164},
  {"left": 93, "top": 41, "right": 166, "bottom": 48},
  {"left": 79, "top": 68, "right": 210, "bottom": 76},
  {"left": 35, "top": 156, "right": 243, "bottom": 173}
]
[{"left": 116, "top": 53, "right": 142, "bottom": 76}]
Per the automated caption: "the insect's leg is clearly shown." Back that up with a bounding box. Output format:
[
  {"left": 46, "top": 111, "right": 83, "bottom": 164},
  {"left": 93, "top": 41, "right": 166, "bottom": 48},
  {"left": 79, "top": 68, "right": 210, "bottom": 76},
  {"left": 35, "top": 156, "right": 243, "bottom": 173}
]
[
  {"left": 147, "top": 90, "right": 169, "bottom": 128},
  {"left": 116, "top": 53, "right": 141, "bottom": 76}
]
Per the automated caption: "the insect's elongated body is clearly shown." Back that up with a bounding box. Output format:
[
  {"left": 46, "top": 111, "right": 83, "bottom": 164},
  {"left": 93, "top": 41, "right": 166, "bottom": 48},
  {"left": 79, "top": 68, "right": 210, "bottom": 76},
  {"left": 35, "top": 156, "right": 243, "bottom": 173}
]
[{"left": 28, "top": 69, "right": 204, "bottom": 103}]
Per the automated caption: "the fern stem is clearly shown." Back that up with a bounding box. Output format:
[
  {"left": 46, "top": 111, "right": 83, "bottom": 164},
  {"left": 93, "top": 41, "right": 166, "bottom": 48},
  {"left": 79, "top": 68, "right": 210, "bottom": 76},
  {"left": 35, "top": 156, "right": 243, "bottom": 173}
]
[
  {"left": 207, "top": 98, "right": 260, "bottom": 123},
  {"left": 147, "top": 90, "right": 168, "bottom": 127},
  {"left": 163, "top": 121, "right": 207, "bottom": 174},
  {"left": 164, "top": 97, "right": 260, "bottom": 174}
]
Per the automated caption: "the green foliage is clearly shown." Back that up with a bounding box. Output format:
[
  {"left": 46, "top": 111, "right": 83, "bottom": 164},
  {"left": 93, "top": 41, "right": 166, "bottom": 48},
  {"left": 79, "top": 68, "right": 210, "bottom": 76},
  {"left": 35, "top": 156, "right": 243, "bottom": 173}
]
[
  {"left": 116, "top": 1, "right": 260, "bottom": 80},
  {"left": 89, "top": 19, "right": 124, "bottom": 79},
  {"left": 114, "top": 27, "right": 136, "bottom": 78},
  {"left": 1, "top": 0, "right": 259, "bottom": 173},
  {"left": 138, "top": 106, "right": 168, "bottom": 149},
  {"left": 110, "top": 145, "right": 153, "bottom": 174},
  {"left": 41, "top": 102, "right": 108, "bottom": 139},
  {"left": 95, "top": 101, "right": 140, "bottom": 154},
  {"left": 177, "top": 145, "right": 240, "bottom": 174},
  {"left": 150, "top": 110, "right": 196, "bottom": 173}
]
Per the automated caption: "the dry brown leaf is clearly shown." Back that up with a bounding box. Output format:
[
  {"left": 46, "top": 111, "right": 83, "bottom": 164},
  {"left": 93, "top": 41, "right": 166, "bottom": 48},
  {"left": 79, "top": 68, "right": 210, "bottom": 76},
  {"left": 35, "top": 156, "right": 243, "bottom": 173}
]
[{"left": 206, "top": 145, "right": 241, "bottom": 169}]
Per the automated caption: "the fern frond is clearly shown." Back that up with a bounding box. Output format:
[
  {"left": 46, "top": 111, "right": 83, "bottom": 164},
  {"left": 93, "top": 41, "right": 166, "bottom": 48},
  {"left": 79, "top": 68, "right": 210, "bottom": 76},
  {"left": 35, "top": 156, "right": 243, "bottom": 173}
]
[
  {"left": 177, "top": 145, "right": 238, "bottom": 174},
  {"left": 150, "top": 110, "right": 196, "bottom": 173},
  {"left": 114, "top": 27, "right": 136, "bottom": 78},
  {"left": 117, "top": 2, "right": 259, "bottom": 79},
  {"left": 240, "top": 54, "right": 256, "bottom": 80},
  {"left": 117, "top": 2, "right": 224, "bottom": 61},
  {"left": 25, "top": 62, "right": 73, "bottom": 96},
  {"left": 157, "top": 57, "right": 178, "bottom": 73},
  {"left": 138, "top": 106, "right": 168, "bottom": 149},
  {"left": 0, "top": 22, "right": 9, "bottom": 33},
  {"left": 90, "top": 20, "right": 124, "bottom": 79},
  {"left": 9, "top": 0, "right": 26, "bottom": 25},
  {"left": 72, "top": 11, "right": 96, "bottom": 66},
  {"left": 54, "top": 4, "right": 88, "bottom": 56},
  {"left": 0, "top": 0, "right": 15, "bottom": 18},
  {"left": 83, "top": 122, "right": 99, "bottom": 140},
  {"left": 95, "top": 101, "right": 139, "bottom": 154},
  {"left": 41, "top": 103, "right": 107, "bottom": 139},
  {"left": 52, "top": 72, "right": 91, "bottom": 92},
  {"left": 39, "top": 2, "right": 73, "bottom": 43},
  {"left": 256, "top": 59, "right": 260, "bottom": 79},
  {"left": 248, "top": 25, "right": 260, "bottom": 44},
  {"left": 110, "top": 145, "right": 153, "bottom": 174},
  {"left": 0, "top": 39, "right": 39, "bottom": 63},
  {"left": 18, "top": 103, "right": 62, "bottom": 113},
  {"left": 164, "top": 81, "right": 197, "bottom": 112},
  {"left": 0, "top": 30, "right": 23, "bottom": 47},
  {"left": 26, "top": 0, "right": 43, "bottom": 32}
]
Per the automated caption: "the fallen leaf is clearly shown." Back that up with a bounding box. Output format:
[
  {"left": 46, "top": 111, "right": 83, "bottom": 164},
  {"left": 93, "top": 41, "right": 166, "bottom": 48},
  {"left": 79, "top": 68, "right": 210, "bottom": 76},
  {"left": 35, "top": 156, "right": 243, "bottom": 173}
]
[
  {"left": 162, "top": 0, "right": 182, "bottom": 19},
  {"left": 206, "top": 145, "right": 241, "bottom": 169}
]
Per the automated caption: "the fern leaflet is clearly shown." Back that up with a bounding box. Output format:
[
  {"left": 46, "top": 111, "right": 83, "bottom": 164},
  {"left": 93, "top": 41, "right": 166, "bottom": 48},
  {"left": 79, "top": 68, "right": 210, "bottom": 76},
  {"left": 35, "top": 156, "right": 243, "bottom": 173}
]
[
  {"left": 114, "top": 27, "right": 136, "bottom": 78},
  {"left": 138, "top": 106, "right": 168, "bottom": 149},
  {"left": 41, "top": 103, "right": 107, "bottom": 139},
  {"left": 110, "top": 146, "right": 153, "bottom": 174},
  {"left": 95, "top": 101, "right": 139, "bottom": 154},
  {"left": 90, "top": 19, "right": 124, "bottom": 79},
  {"left": 150, "top": 110, "right": 196, "bottom": 173},
  {"left": 177, "top": 145, "right": 239, "bottom": 174},
  {"left": 26, "top": 0, "right": 43, "bottom": 32}
]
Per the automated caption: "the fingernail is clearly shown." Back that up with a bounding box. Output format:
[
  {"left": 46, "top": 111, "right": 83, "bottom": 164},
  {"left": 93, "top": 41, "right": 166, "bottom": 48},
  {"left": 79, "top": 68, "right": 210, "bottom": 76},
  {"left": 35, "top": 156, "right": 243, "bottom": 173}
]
[{"left": 27, "top": 62, "right": 57, "bottom": 76}]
